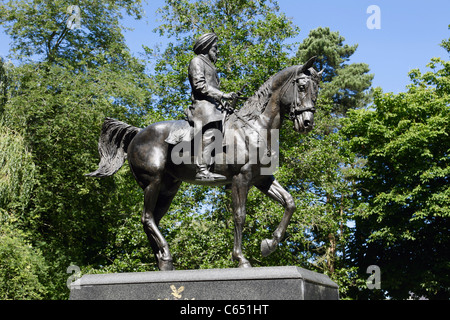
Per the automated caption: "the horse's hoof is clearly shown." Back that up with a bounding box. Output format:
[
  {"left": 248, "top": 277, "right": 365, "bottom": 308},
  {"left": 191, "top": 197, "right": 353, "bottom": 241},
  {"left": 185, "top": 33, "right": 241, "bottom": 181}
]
[
  {"left": 159, "top": 259, "right": 175, "bottom": 271},
  {"left": 239, "top": 261, "right": 252, "bottom": 268},
  {"left": 261, "top": 239, "right": 276, "bottom": 257}
]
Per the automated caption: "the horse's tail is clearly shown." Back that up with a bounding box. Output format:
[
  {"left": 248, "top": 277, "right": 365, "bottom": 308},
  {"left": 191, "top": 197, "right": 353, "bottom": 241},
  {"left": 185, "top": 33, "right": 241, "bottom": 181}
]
[{"left": 86, "top": 117, "right": 141, "bottom": 178}]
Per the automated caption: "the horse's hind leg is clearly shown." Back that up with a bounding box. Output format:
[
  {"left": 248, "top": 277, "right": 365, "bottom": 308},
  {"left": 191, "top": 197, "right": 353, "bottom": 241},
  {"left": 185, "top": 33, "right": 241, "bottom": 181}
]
[
  {"left": 141, "top": 175, "right": 180, "bottom": 271},
  {"left": 153, "top": 177, "right": 181, "bottom": 269},
  {"left": 255, "top": 175, "right": 296, "bottom": 257}
]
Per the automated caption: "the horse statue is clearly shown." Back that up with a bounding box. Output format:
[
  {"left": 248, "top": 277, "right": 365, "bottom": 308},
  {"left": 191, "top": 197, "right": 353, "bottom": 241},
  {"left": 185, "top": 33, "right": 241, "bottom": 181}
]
[{"left": 87, "top": 57, "right": 322, "bottom": 271}]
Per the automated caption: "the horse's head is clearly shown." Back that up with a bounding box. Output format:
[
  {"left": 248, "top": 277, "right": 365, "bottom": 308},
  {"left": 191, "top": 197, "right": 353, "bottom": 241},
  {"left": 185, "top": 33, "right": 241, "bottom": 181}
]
[{"left": 279, "top": 57, "right": 323, "bottom": 134}]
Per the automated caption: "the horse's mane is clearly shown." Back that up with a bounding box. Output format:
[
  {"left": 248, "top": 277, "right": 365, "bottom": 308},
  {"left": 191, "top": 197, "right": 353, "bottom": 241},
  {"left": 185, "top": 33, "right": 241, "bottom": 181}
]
[
  {"left": 235, "top": 73, "right": 277, "bottom": 121},
  {"left": 235, "top": 66, "right": 300, "bottom": 121}
]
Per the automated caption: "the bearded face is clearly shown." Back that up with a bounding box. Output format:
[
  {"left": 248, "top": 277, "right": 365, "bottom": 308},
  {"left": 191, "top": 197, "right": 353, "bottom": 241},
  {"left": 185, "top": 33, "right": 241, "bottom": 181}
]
[{"left": 207, "top": 42, "right": 218, "bottom": 64}]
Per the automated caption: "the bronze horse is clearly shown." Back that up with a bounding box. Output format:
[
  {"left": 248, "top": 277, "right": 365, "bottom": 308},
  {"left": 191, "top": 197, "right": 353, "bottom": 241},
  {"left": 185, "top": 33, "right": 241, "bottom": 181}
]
[{"left": 87, "top": 57, "right": 322, "bottom": 270}]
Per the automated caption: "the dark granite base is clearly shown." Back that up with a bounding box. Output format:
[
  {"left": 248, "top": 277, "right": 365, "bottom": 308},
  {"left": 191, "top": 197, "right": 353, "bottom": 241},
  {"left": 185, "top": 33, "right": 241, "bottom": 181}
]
[{"left": 69, "top": 266, "right": 339, "bottom": 300}]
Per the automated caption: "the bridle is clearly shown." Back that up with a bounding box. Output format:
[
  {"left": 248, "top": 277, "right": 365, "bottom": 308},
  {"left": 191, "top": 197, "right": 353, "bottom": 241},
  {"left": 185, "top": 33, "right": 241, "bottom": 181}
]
[
  {"left": 220, "top": 66, "right": 318, "bottom": 156},
  {"left": 280, "top": 67, "right": 317, "bottom": 121}
]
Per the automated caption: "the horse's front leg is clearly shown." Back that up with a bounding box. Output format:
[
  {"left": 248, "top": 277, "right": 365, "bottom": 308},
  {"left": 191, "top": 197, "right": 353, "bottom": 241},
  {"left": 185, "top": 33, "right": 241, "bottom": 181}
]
[
  {"left": 255, "top": 175, "right": 296, "bottom": 257},
  {"left": 231, "top": 171, "right": 252, "bottom": 268}
]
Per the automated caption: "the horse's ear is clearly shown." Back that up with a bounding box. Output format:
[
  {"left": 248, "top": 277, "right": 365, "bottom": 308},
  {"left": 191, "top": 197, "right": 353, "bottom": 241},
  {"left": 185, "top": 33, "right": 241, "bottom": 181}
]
[
  {"left": 318, "top": 68, "right": 324, "bottom": 78},
  {"left": 299, "top": 56, "right": 317, "bottom": 73}
]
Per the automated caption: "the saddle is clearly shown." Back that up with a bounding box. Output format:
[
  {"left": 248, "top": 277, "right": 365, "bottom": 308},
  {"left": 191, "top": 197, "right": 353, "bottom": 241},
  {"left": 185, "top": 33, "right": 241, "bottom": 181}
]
[{"left": 165, "top": 120, "right": 194, "bottom": 145}]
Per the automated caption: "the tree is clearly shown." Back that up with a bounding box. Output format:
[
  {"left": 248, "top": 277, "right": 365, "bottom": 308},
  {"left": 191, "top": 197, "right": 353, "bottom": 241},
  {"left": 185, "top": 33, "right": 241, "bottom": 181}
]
[
  {"left": 0, "top": 76, "right": 48, "bottom": 299},
  {"left": 341, "top": 36, "right": 450, "bottom": 299},
  {"left": 0, "top": 122, "right": 36, "bottom": 222},
  {"left": 0, "top": 58, "right": 7, "bottom": 113},
  {"left": 0, "top": 0, "right": 144, "bottom": 67},
  {"left": 0, "top": 223, "right": 49, "bottom": 300},
  {"left": 296, "top": 27, "right": 373, "bottom": 116},
  {"left": 0, "top": 0, "right": 153, "bottom": 299}
]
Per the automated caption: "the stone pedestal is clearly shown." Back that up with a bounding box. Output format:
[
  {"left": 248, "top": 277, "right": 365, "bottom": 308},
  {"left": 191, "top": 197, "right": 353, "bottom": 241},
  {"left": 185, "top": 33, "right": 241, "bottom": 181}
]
[{"left": 69, "top": 266, "right": 339, "bottom": 300}]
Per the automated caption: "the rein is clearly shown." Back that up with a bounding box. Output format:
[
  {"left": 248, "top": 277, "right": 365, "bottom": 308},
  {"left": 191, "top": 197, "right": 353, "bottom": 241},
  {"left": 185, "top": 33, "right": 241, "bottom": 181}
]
[
  {"left": 221, "top": 67, "right": 316, "bottom": 157},
  {"left": 221, "top": 98, "right": 272, "bottom": 157}
]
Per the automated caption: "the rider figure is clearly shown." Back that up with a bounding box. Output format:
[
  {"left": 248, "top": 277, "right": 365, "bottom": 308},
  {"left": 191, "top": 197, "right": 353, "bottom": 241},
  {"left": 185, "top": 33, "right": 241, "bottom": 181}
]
[{"left": 185, "top": 32, "right": 237, "bottom": 181}]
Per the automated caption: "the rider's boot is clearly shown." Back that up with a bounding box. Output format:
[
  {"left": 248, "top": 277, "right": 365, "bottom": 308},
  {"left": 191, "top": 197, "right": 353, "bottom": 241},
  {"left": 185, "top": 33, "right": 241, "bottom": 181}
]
[
  {"left": 195, "top": 128, "right": 226, "bottom": 181},
  {"left": 196, "top": 164, "right": 226, "bottom": 181}
]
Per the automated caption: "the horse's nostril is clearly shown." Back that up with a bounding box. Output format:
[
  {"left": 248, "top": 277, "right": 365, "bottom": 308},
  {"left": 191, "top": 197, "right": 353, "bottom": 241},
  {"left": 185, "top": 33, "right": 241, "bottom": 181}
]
[{"left": 304, "top": 120, "right": 311, "bottom": 127}]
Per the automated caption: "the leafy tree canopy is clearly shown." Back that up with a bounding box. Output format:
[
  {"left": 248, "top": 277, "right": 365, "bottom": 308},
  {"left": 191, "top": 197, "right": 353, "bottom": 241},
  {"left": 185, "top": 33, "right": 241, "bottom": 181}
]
[
  {"left": 341, "top": 35, "right": 450, "bottom": 299},
  {"left": 296, "top": 27, "right": 373, "bottom": 115}
]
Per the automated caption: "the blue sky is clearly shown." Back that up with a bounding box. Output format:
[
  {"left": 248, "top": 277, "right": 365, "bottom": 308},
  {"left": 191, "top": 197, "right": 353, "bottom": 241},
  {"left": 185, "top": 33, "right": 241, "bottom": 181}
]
[
  {"left": 121, "top": 0, "right": 450, "bottom": 93},
  {"left": 1, "top": 0, "right": 449, "bottom": 94}
]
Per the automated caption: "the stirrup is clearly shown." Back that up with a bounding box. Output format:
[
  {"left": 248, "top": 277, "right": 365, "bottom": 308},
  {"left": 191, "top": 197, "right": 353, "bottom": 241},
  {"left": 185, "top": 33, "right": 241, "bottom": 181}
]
[{"left": 195, "top": 169, "right": 226, "bottom": 181}]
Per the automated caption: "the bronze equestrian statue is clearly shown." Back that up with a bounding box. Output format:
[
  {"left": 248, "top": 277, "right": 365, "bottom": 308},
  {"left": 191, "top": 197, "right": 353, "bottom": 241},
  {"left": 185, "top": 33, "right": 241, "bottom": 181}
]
[{"left": 87, "top": 33, "right": 322, "bottom": 271}]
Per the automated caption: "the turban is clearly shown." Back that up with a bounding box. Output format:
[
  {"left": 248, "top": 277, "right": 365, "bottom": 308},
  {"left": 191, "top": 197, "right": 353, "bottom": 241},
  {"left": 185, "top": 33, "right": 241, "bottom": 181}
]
[{"left": 193, "top": 33, "right": 218, "bottom": 54}]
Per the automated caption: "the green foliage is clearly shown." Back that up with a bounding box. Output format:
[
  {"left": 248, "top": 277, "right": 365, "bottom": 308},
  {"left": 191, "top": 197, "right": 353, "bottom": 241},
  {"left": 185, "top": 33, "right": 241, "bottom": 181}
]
[
  {"left": 341, "top": 49, "right": 450, "bottom": 299},
  {"left": 150, "top": 0, "right": 299, "bottom": 118},
  {"left": 0, "top": 118, "right": 46, "bottom": 300},
  {"left": 0, "top": 215, "right": 48, "bottom": 300},
  {"left": 0, "top": 58, "right": 7, "bottom": 113},
  {"left": 2, "top": 60, "right": 152, "bottom": 258},
  {"left": 0, "top": 0, "right": 152, "bottom": 299},
  {"left": 0, "top": 0, "right": 144, "bottom": 66},
  {"left": 440, "top": 24, "right": 450, "bottom": 53},
  {"left": 0, "top": 122, "right": 36, "bottom": 217}
]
